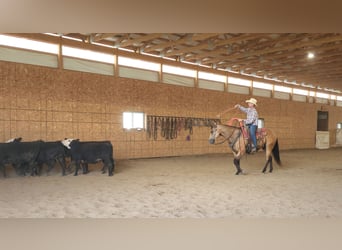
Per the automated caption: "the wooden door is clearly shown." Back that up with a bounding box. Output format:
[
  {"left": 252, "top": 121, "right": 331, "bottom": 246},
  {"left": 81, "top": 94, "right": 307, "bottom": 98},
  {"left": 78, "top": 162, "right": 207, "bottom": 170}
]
[{"left": 317, "top": 111, "right": 328, "bottom": 131}]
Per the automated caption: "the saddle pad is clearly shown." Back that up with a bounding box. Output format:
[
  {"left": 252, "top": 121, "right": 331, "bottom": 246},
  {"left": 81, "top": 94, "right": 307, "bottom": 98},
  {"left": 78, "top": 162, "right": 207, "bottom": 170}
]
[{"left": 226, "top": 118, "right": 267, "bottom": 140}]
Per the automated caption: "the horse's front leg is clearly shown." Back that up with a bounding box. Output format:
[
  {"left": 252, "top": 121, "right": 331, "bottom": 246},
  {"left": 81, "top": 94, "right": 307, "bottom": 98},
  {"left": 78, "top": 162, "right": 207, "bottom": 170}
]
[
  {"left": 233, "top": 158, "right": 242, "bottom": 175},
  {"left": 262, "top": 156, "right": 272, "bottom": 173}
]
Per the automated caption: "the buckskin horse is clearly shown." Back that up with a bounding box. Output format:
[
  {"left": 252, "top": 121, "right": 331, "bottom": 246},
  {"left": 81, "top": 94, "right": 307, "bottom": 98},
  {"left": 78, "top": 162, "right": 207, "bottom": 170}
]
[{"left": 208, "top": 118, "right": 281, "bottom": 175}]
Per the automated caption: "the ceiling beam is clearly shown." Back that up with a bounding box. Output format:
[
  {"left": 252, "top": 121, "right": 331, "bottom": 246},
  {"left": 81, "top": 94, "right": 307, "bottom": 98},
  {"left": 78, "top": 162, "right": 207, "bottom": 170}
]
[
  {"left": 222, "top": 34, "right": 342, "bottom": 61},
  {"left": 184, "top": 33, "right": 292, "bottom": 62},
  {"left": 164, "top": 33, "right": 265, "bottom": 58},
  {"left": 198, "top": 35, "right": 342, "bottom": 65},
  {"left": 119, "top": 33, "right": 164, "bottom": 48},
  {"left": 143, "top": 33, "right": 220, "bottom": 53},
  {"left": 91, "top": 33, "right": 119, "bottom": 42}
]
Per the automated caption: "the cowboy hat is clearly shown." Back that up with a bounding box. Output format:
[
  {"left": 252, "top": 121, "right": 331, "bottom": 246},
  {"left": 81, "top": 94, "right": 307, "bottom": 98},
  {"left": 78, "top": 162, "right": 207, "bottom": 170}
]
[{"left": 245, "top": 98, "right": 257, "bottom": 106}]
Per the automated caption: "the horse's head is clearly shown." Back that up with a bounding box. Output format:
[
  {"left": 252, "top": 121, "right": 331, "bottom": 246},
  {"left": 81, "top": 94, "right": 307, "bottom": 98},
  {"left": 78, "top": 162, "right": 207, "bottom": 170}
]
[{"left": 208, "top": 123, "right": 219, "bottom": 144}]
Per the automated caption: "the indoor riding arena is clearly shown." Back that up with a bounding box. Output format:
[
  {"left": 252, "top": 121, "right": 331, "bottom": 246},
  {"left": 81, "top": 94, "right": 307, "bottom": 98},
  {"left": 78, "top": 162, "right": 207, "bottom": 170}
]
[{"left": 1, "top": 33, "right": 342, "bottom": 219}]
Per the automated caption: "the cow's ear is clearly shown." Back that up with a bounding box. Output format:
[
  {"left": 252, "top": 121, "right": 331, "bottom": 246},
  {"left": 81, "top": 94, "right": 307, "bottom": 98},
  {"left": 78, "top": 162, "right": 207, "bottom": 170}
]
[{"left": 76, "top": 139, "right": 80, "bottom": 142}]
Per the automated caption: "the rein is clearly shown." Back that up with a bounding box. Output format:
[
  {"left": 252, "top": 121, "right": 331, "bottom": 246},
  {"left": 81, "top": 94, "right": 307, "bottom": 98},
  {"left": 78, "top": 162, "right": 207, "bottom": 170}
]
[
  {"left": 214, "top": 125, "right": 244, "bottom": 155},
  {"left": 213, "top": 125, "right": 241, "bottom": 146}
]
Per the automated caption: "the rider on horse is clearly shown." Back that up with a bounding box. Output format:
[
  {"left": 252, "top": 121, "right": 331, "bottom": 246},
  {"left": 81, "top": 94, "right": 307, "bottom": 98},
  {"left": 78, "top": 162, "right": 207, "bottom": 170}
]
[{"left": 234, "top": 98, "right": 259, "bottom": 153}]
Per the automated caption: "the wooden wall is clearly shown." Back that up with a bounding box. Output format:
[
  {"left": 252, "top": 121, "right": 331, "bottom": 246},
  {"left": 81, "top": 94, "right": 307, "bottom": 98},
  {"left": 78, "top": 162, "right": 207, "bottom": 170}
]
[{"left": 1, "top": 61, "right": 342, "bottom": 159}]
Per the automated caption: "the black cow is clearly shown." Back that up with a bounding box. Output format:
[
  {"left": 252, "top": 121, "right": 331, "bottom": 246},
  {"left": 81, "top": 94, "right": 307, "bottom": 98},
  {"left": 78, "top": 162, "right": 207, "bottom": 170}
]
[
  {"left": 36, "top": 141, "right": 70, "bottom": 176},
  {"left": 0, "top": 140, "right": 43, "bottom": 177},
  {"left": 61, "top": 139, "right": 115, "bottom": 176}
]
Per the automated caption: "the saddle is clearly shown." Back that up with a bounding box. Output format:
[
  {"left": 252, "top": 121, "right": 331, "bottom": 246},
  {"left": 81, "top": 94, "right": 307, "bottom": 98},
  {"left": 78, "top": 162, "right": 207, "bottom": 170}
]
[{"left": 226, "top": 118, "right": 267, "bottom": 152}]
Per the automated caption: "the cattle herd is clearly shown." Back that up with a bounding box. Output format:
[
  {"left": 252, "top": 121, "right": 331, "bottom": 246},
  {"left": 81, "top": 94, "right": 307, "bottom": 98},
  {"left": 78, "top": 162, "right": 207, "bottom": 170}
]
[{"left": 0, "top": 138, "right": 115, "bottom": 178}]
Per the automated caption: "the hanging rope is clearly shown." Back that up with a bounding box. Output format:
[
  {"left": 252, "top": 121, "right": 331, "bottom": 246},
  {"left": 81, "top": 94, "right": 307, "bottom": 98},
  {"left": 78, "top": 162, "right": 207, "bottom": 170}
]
[{"left": 146, "top": 115, "right": 220, "bottom": 140}]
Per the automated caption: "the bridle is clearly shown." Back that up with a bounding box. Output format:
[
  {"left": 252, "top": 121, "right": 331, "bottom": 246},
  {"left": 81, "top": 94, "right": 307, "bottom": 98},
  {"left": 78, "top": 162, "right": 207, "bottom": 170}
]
[{"left": 212, "top": 125, "right": 243, "bottom": 154}]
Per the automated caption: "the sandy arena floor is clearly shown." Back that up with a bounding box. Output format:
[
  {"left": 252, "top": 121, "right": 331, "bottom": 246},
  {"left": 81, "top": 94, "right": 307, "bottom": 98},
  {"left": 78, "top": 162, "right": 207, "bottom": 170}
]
[{"left": 0, "top": 148, "right": 342, "bottom": 218}]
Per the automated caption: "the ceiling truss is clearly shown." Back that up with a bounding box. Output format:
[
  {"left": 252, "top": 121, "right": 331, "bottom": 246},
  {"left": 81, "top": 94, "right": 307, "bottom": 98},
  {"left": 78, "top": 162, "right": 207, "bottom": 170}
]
[{"left": 45, "top": 33, "right": 342, "bottom": 93}]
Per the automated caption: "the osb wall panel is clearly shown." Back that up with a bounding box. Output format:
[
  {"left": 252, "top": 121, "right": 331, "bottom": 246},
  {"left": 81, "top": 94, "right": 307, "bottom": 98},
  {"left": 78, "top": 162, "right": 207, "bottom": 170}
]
[{"left": 1, "top": 61, "right": 342, "bottom": 159}]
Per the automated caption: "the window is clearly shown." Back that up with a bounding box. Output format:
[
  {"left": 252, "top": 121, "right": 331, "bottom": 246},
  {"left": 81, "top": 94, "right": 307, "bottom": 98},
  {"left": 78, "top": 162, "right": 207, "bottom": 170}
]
[
  {"left": 162, "top": 64, "right": 196, "bottom": 77},
  {"left": 309, "top": 91, "right": 316, "bottom": 97},
  {"left": 274, "top": 85, "right": 292, "bottom": 93},
  {"left": 0, "top": 34, "right": 58, "bottom": 54},
  {"left": 62, "top": 46, "right": 114, "bottom": 64},
  {"left": 228, "top": 76, "right": 251, "bottom": 87},
  {"left": 198, "top": 71, "right": 226, "bottom": 82},
  {"left": 337, "top": 123, "right": 342, "bottom": 129},
  {"left": 118, "top": 56, "right": 160, "bottom": 71},
  {"left": 316, "top": 92, "right": 329, "bottom": 99},
  {"left": 123, "top": 112, "right": 145, "bottom": 130},
  {"left": 253, "top": 81, "right": 273, "bottom": 90},
  {"left": 293, "top": 88, "right": 308, "bottom": 96}
]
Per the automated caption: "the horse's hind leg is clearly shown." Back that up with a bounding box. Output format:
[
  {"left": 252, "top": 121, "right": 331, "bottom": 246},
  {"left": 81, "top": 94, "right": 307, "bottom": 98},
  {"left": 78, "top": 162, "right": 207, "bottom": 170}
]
[
  {"left": 233, "top": 158, "right": 242, "bottom": 175},
  {"left": 262, "top": 156, "right": 272, "bottom": 173}
]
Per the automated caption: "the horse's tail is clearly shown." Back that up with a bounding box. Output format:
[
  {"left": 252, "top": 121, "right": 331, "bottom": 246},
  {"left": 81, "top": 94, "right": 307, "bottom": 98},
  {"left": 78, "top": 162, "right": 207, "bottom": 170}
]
[{"left": 272, "top": 139, "right": 281, "bottom": 166}]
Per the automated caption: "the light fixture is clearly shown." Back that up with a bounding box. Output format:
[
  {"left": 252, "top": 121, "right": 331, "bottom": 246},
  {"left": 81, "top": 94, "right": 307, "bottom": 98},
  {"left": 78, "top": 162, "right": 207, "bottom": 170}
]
[{"left": 307, "top": 52, "right": 315, "bottom": 59}]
